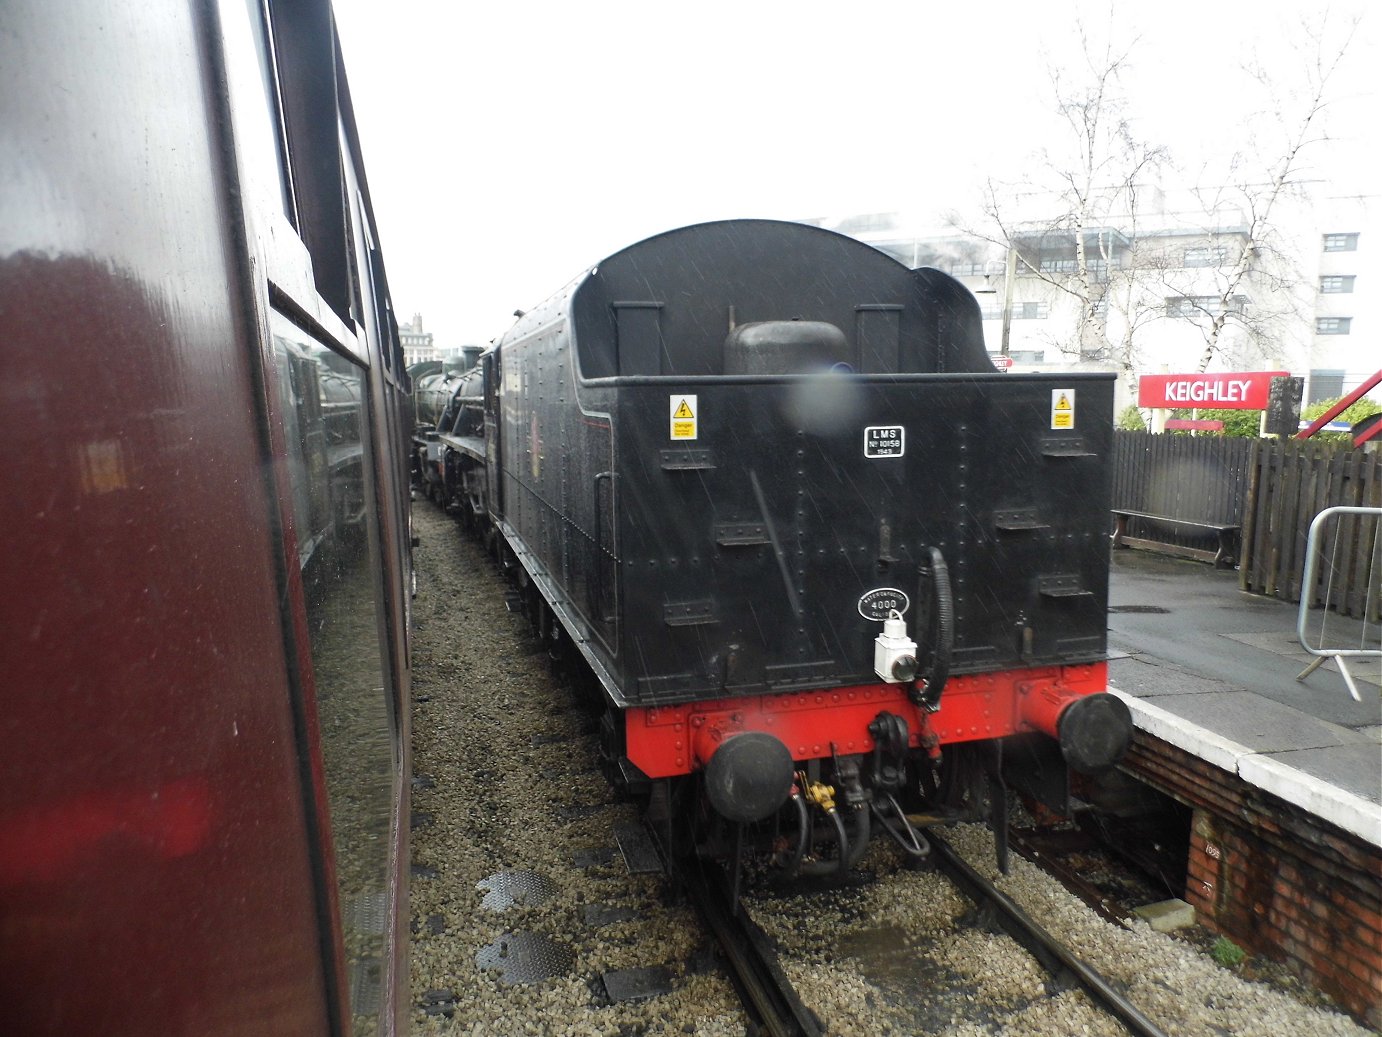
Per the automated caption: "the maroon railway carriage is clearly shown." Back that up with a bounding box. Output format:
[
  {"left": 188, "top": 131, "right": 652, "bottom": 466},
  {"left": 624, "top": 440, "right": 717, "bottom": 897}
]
[{"left": 2, "top": 2, "right": 412, "bottom": 1033}]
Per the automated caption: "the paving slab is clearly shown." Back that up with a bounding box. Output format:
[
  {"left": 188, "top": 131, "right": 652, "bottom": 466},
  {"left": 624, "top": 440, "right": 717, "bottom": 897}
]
[
  {"left": 1257, "top": 743, "right": 1382, "bottom": 805},
  {"left": 1108, "top": 656, "right": 1240, "bottom": 697},
  {"left": 1219, "top": 631, "right": 1382, "bottom": 690},
  {"left": 1133, "top": 690, "right": 1370, "bottom": 754},
  {"left": 1109, "top": 549, "right": 1382, "bottom": 729}
]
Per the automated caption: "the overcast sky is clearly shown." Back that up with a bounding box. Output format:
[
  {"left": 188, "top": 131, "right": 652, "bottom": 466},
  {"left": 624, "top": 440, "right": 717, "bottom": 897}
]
[{"left": 332, "top": 0, "right": 1376, "bottom": 349}]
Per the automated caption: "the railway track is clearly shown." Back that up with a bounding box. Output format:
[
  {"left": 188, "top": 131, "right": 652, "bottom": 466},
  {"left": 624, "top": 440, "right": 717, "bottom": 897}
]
[
  {"left": 666, "top": 814, "right": 1172, "bottom": 1037},
  {"left": 679, "top": 857, "right": 825, "bottom": 1037},
  {"left": 928, "top": 831, "right": 1170, "bottom": 1037}
]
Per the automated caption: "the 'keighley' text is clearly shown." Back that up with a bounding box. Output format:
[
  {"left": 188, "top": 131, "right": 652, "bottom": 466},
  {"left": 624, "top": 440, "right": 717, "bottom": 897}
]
[{"left": 1162, "top": 379, "right": 1254, "bottom": 404}]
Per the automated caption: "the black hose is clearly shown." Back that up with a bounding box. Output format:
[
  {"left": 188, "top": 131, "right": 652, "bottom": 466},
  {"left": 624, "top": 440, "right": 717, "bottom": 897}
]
[
  {"left": 844, "top": 805, "right": 871, "bottom": 869},
  {"left": 779, "top": 793, "right": 809, "bottom": 879},
  {"left": 799, "top": 808, "right": 850, "bottom": 878},
  {"left": 831, "top": 809, "right": 851, "bottom": 877},
  {"left": 914, "top": 546, "right": 954, "bottom": 710},
  {"left": 829, "top": 813, "right": 851, "bottom": 879}
]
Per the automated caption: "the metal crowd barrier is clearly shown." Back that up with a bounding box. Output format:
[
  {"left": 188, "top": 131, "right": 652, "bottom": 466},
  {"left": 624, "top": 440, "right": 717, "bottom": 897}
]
[{"left": 1296, "top": 506, "right": 1382, "bottom": 702}]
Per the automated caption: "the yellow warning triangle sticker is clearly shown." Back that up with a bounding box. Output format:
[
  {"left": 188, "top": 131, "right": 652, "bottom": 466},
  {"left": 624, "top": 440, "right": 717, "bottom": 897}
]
[
  {"left": 673, "top": 399, "right": 695, "bottom": 419},
  {"left": 1055, "top": 394, "right": 1072, "bottom": 410}
]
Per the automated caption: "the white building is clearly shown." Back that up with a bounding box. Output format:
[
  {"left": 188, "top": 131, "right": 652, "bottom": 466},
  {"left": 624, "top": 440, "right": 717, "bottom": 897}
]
[
  {"left": 805, "top": 190, "right": 1378, "bottom": 412},
  {"left": 1306, "top": 194, "right": 1377, "bottom": 403},
  {"left": 400, "top": 312, "right": 437, "bottom": 366}
]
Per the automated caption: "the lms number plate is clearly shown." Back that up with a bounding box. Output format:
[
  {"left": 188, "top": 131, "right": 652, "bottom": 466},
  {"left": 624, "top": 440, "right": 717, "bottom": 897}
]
[{"left": 864, "top": 425, "right": 905, "bottom": 458}]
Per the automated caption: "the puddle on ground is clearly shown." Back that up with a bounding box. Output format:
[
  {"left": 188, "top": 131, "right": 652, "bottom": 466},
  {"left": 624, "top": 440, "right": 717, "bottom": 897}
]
[{"left": 837, "top": 925, "right": 1004, "bottom": 1033}]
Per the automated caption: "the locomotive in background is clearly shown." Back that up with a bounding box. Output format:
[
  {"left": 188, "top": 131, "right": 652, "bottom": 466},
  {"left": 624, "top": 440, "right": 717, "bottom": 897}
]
[
  {"left": 411, "top": 346, "right": 484, "bottom": 506},
  {"left": 2, "top": 1, "right": 413, "bottom": 1033},
  {"left": 432, "top": 219, "right": 1133, "bottom": 878}
]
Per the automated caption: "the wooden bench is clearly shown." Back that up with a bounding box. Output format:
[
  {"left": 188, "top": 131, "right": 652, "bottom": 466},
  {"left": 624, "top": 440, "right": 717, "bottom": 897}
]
[{"left": 1111, "top": 510, "right": 1241, "bottom": 570}]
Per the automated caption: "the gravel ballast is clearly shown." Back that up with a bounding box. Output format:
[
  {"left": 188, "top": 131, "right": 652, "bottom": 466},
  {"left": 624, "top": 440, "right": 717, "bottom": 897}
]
[
  {"left": 409, "top": 505, "right": 744, "bottom": 1035},
  {"left": 407, "top": 503, "right": 1374, "bottom": 1036}
]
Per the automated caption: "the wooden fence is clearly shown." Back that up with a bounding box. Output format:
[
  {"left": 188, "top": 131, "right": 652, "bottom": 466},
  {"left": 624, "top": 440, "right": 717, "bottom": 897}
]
[
  {"left": 1240, "top": 439, "right": 1382, "bottom": 621},
  {"left": 1111, "top": 430, "right": 1253, "bottom": 555},
  {"left": 1112, "top": 431, "right": 1382, "bottom": 620}
]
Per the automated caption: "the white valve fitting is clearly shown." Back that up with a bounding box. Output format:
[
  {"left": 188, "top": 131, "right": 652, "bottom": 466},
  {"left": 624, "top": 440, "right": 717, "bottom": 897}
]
[{"left": 874, "top": 610, "right": 918, "bottom": 683}]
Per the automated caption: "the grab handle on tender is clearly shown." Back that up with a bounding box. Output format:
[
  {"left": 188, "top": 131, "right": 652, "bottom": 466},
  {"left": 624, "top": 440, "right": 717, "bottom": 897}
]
[{"left": 593, "top": 471, "right": 615, "bottom": 621}]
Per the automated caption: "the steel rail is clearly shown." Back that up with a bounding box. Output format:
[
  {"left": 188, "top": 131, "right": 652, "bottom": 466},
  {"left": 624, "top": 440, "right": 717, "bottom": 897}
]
[
  {"left": 929, "top": 831, "right": 1171, "bottom": 1037},
  {"left": 1006, "top": 827, "right": 1135, "bottom": 929},
  {"left": 678, "top": 859, "right": 825, "bottom": 1037}
]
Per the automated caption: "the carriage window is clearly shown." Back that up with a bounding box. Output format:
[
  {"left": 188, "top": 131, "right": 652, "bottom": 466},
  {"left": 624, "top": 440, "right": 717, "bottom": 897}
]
[
  {"left": 270, "top": 311, "right": 395, "bottom": 1036},
  {"left": 262, "top": 0, "right": 353, "bottom": 324},
  {"left": 244, "top": 0, "right": 296, "bottom": 222}
]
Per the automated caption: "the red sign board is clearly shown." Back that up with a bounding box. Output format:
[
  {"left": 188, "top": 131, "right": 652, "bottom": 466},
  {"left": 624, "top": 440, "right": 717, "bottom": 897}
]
[
  {"left": 1138, "top": 371, "right": 1288, "bottom": 409},
  {"left": 990, "top": 355, "right": 1013, "bottom": 371},
  {"left": 1165, "top": 419, "right": 1225, "bottom": 432}
]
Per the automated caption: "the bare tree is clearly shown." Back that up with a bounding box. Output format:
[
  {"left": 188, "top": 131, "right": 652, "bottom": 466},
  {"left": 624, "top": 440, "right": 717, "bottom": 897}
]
[
  {"left": 1166, "top": 12, "right": 1361, "bottom": 372},
  {"left": 961, "top": 16, "right": 1167, "bottom": 374},
  {"left": 1103, "top": 196, "right": 1174, "bottom": 374}
]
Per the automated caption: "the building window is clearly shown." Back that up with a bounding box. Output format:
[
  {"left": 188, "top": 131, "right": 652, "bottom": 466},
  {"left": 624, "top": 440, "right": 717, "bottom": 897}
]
[
  {"left": 1319, "top": 275, "right": 1355, "bottom": 293},
  {"left": 1166, "top": 296, "right": 1245, "bottom": 317},
  {"left": 1037, "top": 257, "right": 1108, "bottom": 276},
  {"left": 979, "top": 302, "right": 1049, "bottom": 320},
  {"left": 1315, "top": 317, "right": 1352, "bottom": 335},
  {"left": 1322, "top": 233, "right": 1359, "bottom": 252},
  {"left": 1184, "top": 246, "right": 1229, "bottom": 267},
  {"left": 1309, "top": 369, "right": 1345, "bottom": 403},
  {"left": 949, "top": 262, "right": 988, "bottom": 277}
]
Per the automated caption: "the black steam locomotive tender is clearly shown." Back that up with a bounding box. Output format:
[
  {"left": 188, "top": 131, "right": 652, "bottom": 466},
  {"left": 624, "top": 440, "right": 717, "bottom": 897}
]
[{"left": 447, "top": 219, "right": 1132, "bottom": 874}]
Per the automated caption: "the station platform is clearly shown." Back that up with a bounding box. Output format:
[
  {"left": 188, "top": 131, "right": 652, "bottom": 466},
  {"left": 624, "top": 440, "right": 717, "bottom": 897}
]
[
  {"left": 1105, "top": 549, "right": 1380, "bottom": 847},
  {"left": 1104, "top": 548, "right": 1380, "bottom": 1025}
]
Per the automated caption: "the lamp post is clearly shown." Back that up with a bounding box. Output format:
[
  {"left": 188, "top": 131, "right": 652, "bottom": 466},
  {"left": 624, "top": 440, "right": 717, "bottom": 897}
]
[
  {"left": 977, "top": 245, "right": 1018, "bottom": 358},
  {"left": 999, "top": 245, "right": 1017, "bottom": 357}
]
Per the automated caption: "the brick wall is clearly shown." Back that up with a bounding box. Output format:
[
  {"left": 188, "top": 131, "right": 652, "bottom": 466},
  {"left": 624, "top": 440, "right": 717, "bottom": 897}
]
[{"left": 1123, "top": 732, "right": 1382, "bottom": 1028}]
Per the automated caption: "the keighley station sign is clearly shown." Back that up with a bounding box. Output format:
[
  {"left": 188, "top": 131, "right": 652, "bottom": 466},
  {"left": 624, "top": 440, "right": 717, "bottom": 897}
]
[{"left": 1137, "top": 371, "right": 1289, "bottom": 410}]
